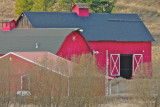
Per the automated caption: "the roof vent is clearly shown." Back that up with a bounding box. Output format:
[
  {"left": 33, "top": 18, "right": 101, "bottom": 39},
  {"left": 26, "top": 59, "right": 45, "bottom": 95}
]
[
  {"left": 72, "top": 3, "right": 89, "bottom": 17},
  {"left": 1, "top": 19, "right": 16, "bottom": 31}
]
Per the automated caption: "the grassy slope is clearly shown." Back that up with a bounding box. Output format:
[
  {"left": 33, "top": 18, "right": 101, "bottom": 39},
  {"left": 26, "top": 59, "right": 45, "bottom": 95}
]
[
  {"left": 115, "top": 0, "right": 160, "bottom": 60},
  {"left": 0, "top": 0, "right": 159, "bottom": 57},
  {"left": 0, "top": 0, "right": 16, "bottom": 20}
]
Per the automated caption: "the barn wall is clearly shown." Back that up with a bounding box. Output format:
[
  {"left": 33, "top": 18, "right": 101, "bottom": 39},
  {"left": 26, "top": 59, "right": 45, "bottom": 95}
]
[
  {"left": 56, "top": 32, "right": 92, "bottom": 60},
  {"left": 2, "top": 20, "right": 15, "bottom": 31},
  {"left": 0, "top": 54, "right": 68, "bottom": 95},
  {"left": 88, "top": 41, "right": 152, "bottom": 75},
  {"left": 16, "top": 15, "right": 33, "bottom": 28},
  {"left": 0, "top": 54, "right": 31, "bottom": 93}
]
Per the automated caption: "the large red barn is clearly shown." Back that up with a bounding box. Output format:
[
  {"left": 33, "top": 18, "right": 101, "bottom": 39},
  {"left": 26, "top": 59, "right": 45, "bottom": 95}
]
[{"left": 0, "top": 3, "right": 154, "bottom": 79}]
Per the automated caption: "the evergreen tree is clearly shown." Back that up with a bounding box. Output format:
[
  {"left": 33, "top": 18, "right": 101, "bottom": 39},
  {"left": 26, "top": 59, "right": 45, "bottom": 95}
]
[{"left": 15, "top": 0, "right": 34, "bottom": 16}]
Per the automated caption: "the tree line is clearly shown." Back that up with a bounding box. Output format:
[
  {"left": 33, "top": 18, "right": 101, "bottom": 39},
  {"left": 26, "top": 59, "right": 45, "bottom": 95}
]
[{"left": 15, "top": 0, "right": 117, "bottom": 16}]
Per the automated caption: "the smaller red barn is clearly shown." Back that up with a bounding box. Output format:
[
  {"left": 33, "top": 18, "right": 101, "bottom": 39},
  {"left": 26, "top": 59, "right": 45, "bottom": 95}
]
[
  {"left": 0, "top": 52, "right": 71, "bottom": 96},
  {"left": 0, "top": 3, "right": 155, "bottom": 80},
  {"left": 0, "top": 51, "right": 105, "bottom": 96},
  {"left": 1, "top": 19, "right": 16, "bottom": 31}
]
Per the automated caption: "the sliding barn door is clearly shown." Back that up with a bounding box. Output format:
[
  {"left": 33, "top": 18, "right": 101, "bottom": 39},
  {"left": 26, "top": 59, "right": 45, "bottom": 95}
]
[
  {"left": 110, "top": 54, "right": 120, "bottom": 76},
  {"left": 133, "top": 54, "right": 143, "bottom": 76}
]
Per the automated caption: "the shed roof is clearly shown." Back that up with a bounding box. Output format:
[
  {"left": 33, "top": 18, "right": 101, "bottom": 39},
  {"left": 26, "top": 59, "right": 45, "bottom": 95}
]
[
  {"left": 1, "top": 52, "right": 73, "bottom": 77},
  {"left": 74, "top": 3, "right": 89, "bottom": 9},
  {"left": 0, "top": 28, "right": 79, "bottom": 54},
  {"left": 21, "top": 11, "right": 154, "bottom": 42},
  {"left": 1, "top": 19, "right": 15, "bottom": 23}
]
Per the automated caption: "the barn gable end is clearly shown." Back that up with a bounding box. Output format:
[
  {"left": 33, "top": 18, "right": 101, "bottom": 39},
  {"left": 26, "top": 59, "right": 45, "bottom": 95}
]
[
  {"left": 16, "top": 12, "right": 33, "bottom": 28},
  {"left": 57, "top": 31, "right": 92, "bottom": 59}
]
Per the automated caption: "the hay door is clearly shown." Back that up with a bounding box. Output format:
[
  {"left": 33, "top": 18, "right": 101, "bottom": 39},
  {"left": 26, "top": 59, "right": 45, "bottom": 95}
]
[
  {"left": 133, "top": 54, "right": 143, "bottom": 76},
  {"left": 110, "top": 54, "right": 120, "bottom": 76}
]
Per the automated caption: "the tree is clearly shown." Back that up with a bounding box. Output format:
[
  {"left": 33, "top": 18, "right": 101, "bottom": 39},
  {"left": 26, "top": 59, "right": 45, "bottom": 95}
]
[
  {"left": 31, "top": 0, "right": 56, "bottom": 11},
  {"left": 15, "top": 0, "right": 34, "bottom": 16},
  {"left": 90, "top": 0, "right": 117, "bottom": 13},
  {"left": 58, "top": 0, "right": 117, "bottom": 13},
  {"left": 15, "top": 0, "right": 56, "bottom": 16}
]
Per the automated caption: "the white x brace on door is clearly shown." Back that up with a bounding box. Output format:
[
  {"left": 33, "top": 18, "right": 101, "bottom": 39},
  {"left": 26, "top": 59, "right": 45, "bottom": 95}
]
[
  {"left": 133, "top": 54, "right": 143, "bottom": 76},
  {"left": 110, "top": 54, "right": 120, "bottom": 76}
]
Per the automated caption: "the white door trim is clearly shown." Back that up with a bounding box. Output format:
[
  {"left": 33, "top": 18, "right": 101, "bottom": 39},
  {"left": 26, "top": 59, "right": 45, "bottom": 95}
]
[{"left": 110, "top": 54, "right": 120, "bottom": 76}]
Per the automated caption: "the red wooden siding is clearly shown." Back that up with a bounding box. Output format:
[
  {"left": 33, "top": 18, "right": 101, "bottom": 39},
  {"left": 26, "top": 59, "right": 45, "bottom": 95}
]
[
  {"left": 0, "top": 53, "right": 69, "bottom": 95},
  {"left": 56, "top": 32, "right": 92, "bottom": 60},
  {"left": 0, "top": 54, "right": 33, "bottom": 93},
  {"left": 2, "top": 20, "right": 16, "bottom": 31},
  {"left": 88, "top": 41, "right": 152, "bottom": 76}
]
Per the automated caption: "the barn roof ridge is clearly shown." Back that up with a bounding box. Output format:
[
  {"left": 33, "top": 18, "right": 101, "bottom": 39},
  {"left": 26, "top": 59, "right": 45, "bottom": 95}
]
[{"left": 22, "top": 11, "right": 139, "bottom": 15}]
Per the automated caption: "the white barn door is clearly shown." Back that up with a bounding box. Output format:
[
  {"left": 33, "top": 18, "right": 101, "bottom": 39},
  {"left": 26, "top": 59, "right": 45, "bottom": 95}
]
[
  {"left": 110, "top": 54, "right": 120, "bottom": 76},
  {"left": 133, "top": 54, "right": 143, "bottom": 76}
]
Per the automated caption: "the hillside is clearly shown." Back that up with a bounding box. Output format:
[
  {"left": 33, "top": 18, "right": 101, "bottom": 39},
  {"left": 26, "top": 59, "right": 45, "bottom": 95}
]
[
  {"left": 115, "top": 0, "right": 160, "bottom": 46},
  {"left": 0, "top": 0, "right": 159, "bottom": 46},
  {"left": 0, "top": 0, "right": 16, "bottom": 19}
]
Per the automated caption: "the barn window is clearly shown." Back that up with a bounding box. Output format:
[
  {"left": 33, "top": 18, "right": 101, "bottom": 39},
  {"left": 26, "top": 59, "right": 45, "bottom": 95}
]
[{"left": 17, "top": 74, "right": 31, "bottom": 96}]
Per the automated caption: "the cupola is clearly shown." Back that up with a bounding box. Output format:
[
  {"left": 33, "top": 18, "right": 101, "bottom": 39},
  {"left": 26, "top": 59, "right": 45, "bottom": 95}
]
[
  {"left": 1, "top": 19, "right": 16, "bottom": 31},
  {"left": 72, "top": 3, "right": 89, "bottom": 17}
]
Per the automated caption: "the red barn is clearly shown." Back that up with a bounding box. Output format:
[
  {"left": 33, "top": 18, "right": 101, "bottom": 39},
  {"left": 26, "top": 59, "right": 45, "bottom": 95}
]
[
  {"left": 1, "top": 19, "right": 16, "bottom": 31},
  {"left": 0, "top": 52, "right": 71, "bottom": 95},
  {"left": 0, "top": 3, "right": 154, "bottom": 79}
]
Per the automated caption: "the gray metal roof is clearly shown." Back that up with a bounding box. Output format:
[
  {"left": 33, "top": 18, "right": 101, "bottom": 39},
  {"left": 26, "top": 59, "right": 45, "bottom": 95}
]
[
  {"left": 1, "top": 19, "right": 15, "bottom": 23},
  {"left": 21, "top": 12, "right": 154, "bottom": 42},
  {"left": 0, "top": 28, "right": 79, "bottom": 54},
  {"left": 74, "top": 3, "right": 89, "bottom": 9}
]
